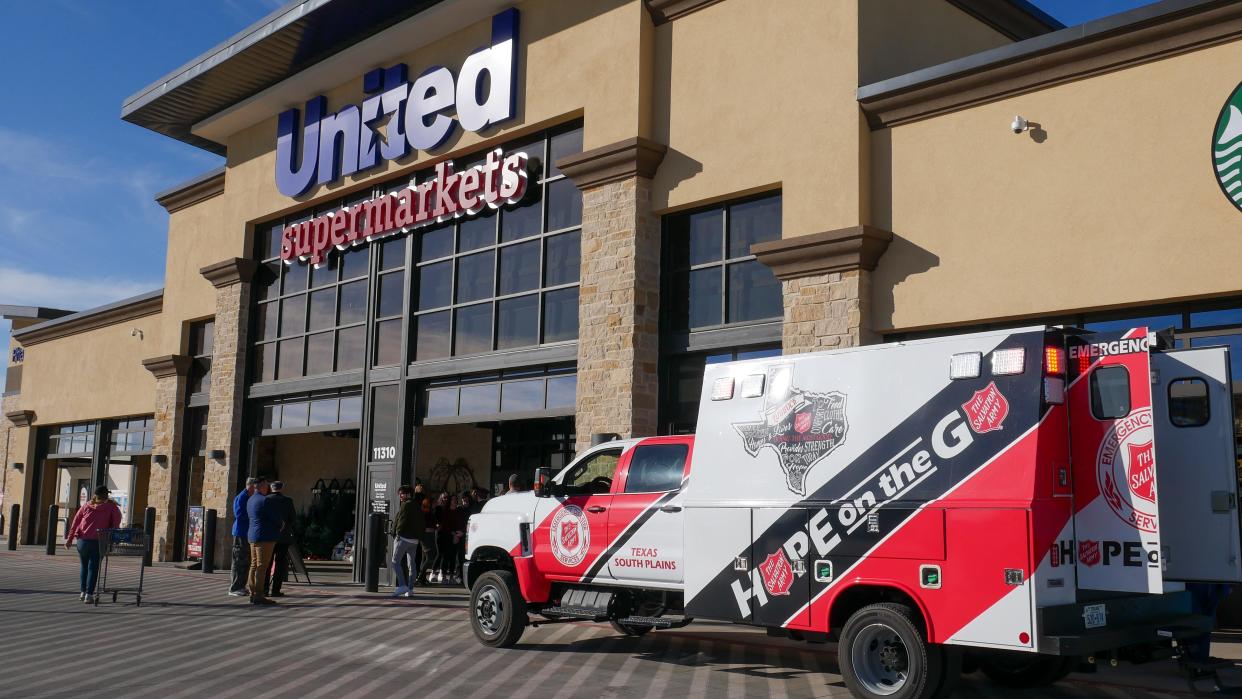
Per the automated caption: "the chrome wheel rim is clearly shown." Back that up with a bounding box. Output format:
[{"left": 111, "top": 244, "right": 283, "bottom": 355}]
[
  {"left": 851, "top": 623, "right": 909, "bottom": 695},
  {"left": 475, "top": 585, "right": 503, "bottom": 636}
]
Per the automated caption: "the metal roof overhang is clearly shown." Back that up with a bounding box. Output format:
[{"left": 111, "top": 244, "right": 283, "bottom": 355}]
[{"left": 120, "top": 0, "right": 448, "bottom": 155}]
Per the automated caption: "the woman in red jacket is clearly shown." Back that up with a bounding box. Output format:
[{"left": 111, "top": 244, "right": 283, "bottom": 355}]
[{"left": 65, "top": 486, "right": 122, "bottom": 603}]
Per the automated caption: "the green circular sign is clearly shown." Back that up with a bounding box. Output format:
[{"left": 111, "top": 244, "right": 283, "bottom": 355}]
[{"left": 1213, "top": 82, "right": 1242, "bottom": 212}]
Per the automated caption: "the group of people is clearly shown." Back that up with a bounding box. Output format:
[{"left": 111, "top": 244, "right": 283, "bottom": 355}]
[
  {"left": 389, "top": 482, "right": 496, "bottom": 596},
  {"left": 228, "top": 476, "right": 296, "bottom": 605}
]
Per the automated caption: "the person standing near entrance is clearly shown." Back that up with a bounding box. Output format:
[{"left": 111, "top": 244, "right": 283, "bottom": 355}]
[
  {"left": 64, "top": 486, "right": 121, "bottom": 604},
  {"left": 245, "top": 479, "right": 282, "bottom": 605},
  {"left": 228, "top": 477, "right": 258, "bottom": 597},
  {"left": 265, "top": 481, "right": 296, "bottom": 598},
  {"left": 389, "top": 485, "right": 423, "bottom": 597}
]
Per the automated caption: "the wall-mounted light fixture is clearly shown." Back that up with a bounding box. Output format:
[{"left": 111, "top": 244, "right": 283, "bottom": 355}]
[
  {"left": 208, "top": 450, "right": 226, "bottom": 460},
  {"left": 152, "top": 454, "right": 169, "bottom": 467},
  {"left": 10, "top": 462, "right": 23, "bottom": 471},
  {"left": 130, "top": 328, "right": 144, "bottom": 340}
]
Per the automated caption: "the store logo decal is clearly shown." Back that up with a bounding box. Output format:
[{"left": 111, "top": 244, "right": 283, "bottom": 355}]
[
  {"left": 275, "top": 9, "right": 519, "bottom": 197},
  {"left": 1213, "top": 82, "right": 1242, "bottom": 212}
]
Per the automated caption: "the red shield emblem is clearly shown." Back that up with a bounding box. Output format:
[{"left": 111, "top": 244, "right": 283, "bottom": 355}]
[
  {"left": 1079, "top": 540, "right": 1101, "bottom": 567},
  {"left": 560, "top": 519, "right": 579, "bottom": 552},
  {"left": 758, "top": 550, "right": 795, "bottom": 596},
  {"left": 1126, "top": 441, "right": 1156, "bottom": 503},
  {"left": 794, "top": 411, "right": 813, "bottom": 434},
  {"left": 962, "top": 381, "right": 1010, "bottom": 434}
]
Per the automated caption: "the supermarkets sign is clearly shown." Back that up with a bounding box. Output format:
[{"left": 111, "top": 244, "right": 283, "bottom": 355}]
[{"left": 1213, "top": 83, "right": 1242, "bottom": 212}]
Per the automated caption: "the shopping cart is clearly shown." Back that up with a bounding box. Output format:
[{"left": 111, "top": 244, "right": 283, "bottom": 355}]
[{"left": 94, "top": 528, "right": 147, "bottom": 607}]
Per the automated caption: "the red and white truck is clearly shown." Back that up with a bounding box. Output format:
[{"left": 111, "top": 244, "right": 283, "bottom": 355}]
[{"left": 464, "top": 325, "right": 1241, "bottom": 698}]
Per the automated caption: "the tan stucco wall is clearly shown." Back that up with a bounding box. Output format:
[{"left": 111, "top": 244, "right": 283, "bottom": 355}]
[
  {"left": 873, "top": 40, "right": 1242, "bottom": 332},
  {"left": 651, "top": 0, "right": 864, "bottom": 236},
  {"left": 158, "top": 194, "right": 232, "bottom": 355},
  {"left": 16, "top": 315, "right": 162, "bottom": 425},
  {"left": 858, "top": 0, "right": 1010, "bottom": 86}
]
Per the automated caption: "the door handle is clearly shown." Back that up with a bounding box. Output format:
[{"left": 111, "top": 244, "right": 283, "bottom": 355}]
[
  {"left": 659, "top": 505, "right": 682, "bottom": 513},
  {"left": 587, "top": 505, "right": 607, "bottom": 513}
]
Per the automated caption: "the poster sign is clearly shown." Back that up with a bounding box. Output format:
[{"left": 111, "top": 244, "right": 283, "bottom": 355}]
[{"left": 186, "top": 506, "right": 205, "bottom": 560}]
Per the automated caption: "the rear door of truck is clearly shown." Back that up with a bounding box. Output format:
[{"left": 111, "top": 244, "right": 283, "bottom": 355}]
[
  {"left": 1067, "top": 327, "right": 1164, "bottom": 594},
  {"left": 1152, "top": 345, "right": 1242, "bottom": 583}
]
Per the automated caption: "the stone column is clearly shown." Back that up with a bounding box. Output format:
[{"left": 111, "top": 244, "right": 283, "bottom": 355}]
[
  {"left": 200, "top": 257, "right": 257, "bottom": 566},
  {"left": 752, "top": 226, "right": 893, "bottom": 354},
  {"left": 2, "top": 404, "right": 34, "bottom": 543},
  {"left": 141, "top": 354, "right": 191, "bottom": 561},
  {"left": 558, "top": 138, "right": 667, "bottom": 451}
]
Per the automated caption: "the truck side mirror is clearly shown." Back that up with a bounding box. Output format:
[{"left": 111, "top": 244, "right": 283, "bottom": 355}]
[{"left": 534, "top": 467, "right": 554, "bottom": 498}]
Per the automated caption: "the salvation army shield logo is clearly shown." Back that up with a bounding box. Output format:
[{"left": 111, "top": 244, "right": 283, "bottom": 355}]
[
  {"left": 1213, "top": 82, "right": 1242, "bottom": 211},
  {"left": 549, "top": 505, "right": 590, "bottom": 567},
  {"left": 1096, "top": 407, "right": 1159, "bottom": 533},
  {"left": 1079, "top": 539, "right": 1101, "bottom": 567},
  {"left": 734, "top": 385, "right": 848, "bottom": 495},
  {"left": 962, "top": 381, "right": 1009, "bottom": 433},
  {"left": 758, "top": 550, "right": 795, "bottom": 596}
]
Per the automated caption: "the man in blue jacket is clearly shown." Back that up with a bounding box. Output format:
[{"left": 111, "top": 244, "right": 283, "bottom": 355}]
[
  {"left": 228, "top": 477, "right": 259, "bottom": 596},
  {"left": 246, "top": 478, "right": 284, "bottom": 605}
]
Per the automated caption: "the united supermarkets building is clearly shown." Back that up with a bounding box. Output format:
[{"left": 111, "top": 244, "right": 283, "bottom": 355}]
[{"left": 4, "top": 0, "right": 1242, "bottom": 570}]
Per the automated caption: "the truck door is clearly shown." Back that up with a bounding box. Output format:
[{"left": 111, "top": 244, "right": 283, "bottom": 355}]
[
  {"left": 1152, "top": 346, "right": 1242, "bottom": 583},
  {"left": 533, "top": 446, "right": 623, "bottom": 582},
  {"left": 1068, "top": 328, "right": 1164, "bottom": 594},
  {"left": 607, "top": 438, "right": 691, "bottom": 584}
]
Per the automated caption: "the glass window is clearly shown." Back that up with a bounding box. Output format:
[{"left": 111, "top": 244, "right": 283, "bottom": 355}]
[
  {"left": 341, "top": 246, "right": 369, "bottom": 280},
  {"left": 308, "top": 288, "right": 336, "bottom": 331},
  {"left": 277, "top": 338, "right": 304, "bottom": 380},
  {"left": 728, "top": 197, "right": 781, "bottom": 257},
  {"left": 418, "top": 261, "right": 452, "bottom": 310},
  {"left": 497, "top": 294, "right": 539, "bottom": 349},
  {"left": 280, "top": 295, "right": 306, "bottom": 337},
  {"left": 624, "top": 443, "right": 688, "bottom": 493},
  {"left": 545, "top": 231, "right": 580, "bottom": 286},
  {"left": 369, "top": 385, "right": 399, "bottom": 461},
  {"left": 546, "top": 178, "right": 582, "bottom": 231},
  {"left": 339, "top": 395, "right": 363, "bottom": 423},
  {"left": 460, "top": 383, "right": 500, "bottom": 415},
  {"left": 264, "top": 223, "right": 284, "bottom": 260},
  {"left": 1090, "top": 366, "right": 1131, "bottom": 420},
  {"left": 688, "top": 269, "right": 723, "bottom": 328},
  {"left": 499, "top": 240, "right": 540, "bottom": 295},
  {"left": 456, "top": 251, "right": 494, "bottom": 303},
  {"left": 501, "top": 193, "right": 541, "bottom": 242},
  {"left": 338, "top": 280, "right": 367, "bottom": 324},
  {"left": 376, "top": 271, "right": 405, "bottom": 318},
  {"left": 305, "top": 331, "right": 334, "bottom": 375},
  {"left": 562, "top": 449, "right": 621, "bottom": 494},
  {"left": 416, "top": 311, "right": 451, "bottom": 360},
  {"left": 256, "top": 343, "right": 276, "bottom": 382},
  {"left": 543, "top": 288, "right": 579, "bottom": 342},
  {"left": 308, "top": 399, "right": 338, "bottom": 426},
  {"left": 501, "top": 379, "right": 544, "bottom": 412},
  {"left": 1085, "top": 315, "right": 1181, "bottom": 334},
  {"left": 374, "top": 319, "right": 402, "bottom": 366},
  {"left": 547, "top": 127, "right": 582, "bottom": 178},
  {"left": 728, "top": 260, "right": 782, "bottom": 324},
  {"left": 1169, "top": 378, "right": 1210, "bottom": 427},
  {"left": 455, "top": 304, "right": 493, "bottom": 355},
  {"left": 282, "top": 262, "right": 308, "bottom": 294},
  {"left": 280, "top": 401, "right": 309, "bottom": 428},
  {"left": 380, "top": 237, "right": 406, "bottom": 271},
  {"left": 687, "top": 210, "right": 723, "bottom": 266},
  {"left": 427, "top": 388, "right": 458, "bottom": 418},
  {"left": 310, "top": 257, "right": 338, "bottom": 287},
  {"left": 421, "top": 225, "right": 453, "bottom": 261},
  {"left": 459, "top": 211, "right": 497, "bottom": 252},
  {"left": 256, "top": 262, "right": 280, "bottom": 302},
  {"left": 336, "top": 326, "right": 365, "bottom": 372},
  {"left": 1190, "top": 308, "right": 1242, "bottom": 328},
  {"left": 547, "top": 375, "right": 576, "bottom": 410},
  {"left": 257, "top": 302, "right": 278, "bottom": 340}
]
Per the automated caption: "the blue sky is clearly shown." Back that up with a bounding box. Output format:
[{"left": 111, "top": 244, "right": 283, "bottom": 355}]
[{"left": 0, "top": 0, "right": 1158, "bottom": 389}]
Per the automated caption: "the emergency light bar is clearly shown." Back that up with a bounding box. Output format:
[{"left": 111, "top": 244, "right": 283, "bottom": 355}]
[
  {"left": 990, "top": 348, "right": 1026, "bottom": 375},
  {"left": 949, "top": 352, "right": 982, "bottom": 379}
]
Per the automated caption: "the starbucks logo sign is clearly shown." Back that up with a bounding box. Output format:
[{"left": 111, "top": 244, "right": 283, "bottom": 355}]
[{"left": 1213, "top": 83, "right": 1242, "bottom": 211}]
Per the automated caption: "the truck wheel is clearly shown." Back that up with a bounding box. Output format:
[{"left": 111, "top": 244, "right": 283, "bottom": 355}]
[
  {"left": 610, "top": 620, "right": 653, "bottom": 637},
  {"left": 978, "top": 652, "right": 1074, "bottom": 687},
  {"left": 839, "top": 603, "right": 946, "bottom": 699},
  {"left": 470, "top": 570, "right": 527, "bottom": 648}
]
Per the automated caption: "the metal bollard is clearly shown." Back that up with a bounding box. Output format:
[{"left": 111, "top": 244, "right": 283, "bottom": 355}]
[
  {"left": 45, "top": 504, "right": 59, "bottom": 555},
  {"left": 6, "top": 504, "right": 17, "bottom": 550},
  {"left": 364, "top": 511, "right": 387, "bottom": 593},
  {"left": 142, "top": 507, "right": 156, "bottom": 567},
  {"left": 202, "top": 509, "right": 217, "bottom": 574}
]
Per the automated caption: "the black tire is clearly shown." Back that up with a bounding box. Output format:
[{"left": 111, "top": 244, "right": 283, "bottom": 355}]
[
  {"left": 839, "top": 603, "right": 946, "bottom": 699},
  {"left": 978, "top": 652, "right": 1075, "bottom": 688},
  {"left": 610, "top": 620, "right": 653, "bottom": 637},
  {"left": 469, "top": 570, "right": 527, "bottom": 648}
]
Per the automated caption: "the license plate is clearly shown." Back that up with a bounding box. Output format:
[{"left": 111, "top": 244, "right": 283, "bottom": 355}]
[{"left": 1083, "top": 603, "right": 1107, "bottom": 629}]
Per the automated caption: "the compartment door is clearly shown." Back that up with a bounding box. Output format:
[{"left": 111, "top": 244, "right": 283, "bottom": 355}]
[
  {"left": 1153, "top": 347, "right": 1242, "bottom": 583},
  {"left": 752, "top": 508, "right": 811, "bottom": 628},
  {"left": 1068, "top": 328, "right": 1163, "bottom": 593}
]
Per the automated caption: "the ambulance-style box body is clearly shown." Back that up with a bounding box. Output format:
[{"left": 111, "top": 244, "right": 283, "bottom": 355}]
[{"left": 464, "top": 325, "right": 1241, "bottom": 698}]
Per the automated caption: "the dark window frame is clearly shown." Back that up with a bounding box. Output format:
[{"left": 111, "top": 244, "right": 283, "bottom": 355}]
[
  {"left": 1090, "top": 365, "right": 1132, "bottom": 420},
  {"left": 1168, "top": 377, "right": 1211, "bottom": 428}
]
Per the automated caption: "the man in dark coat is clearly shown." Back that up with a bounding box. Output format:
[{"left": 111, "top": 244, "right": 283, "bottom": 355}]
[
  {"left": 245, "top": 479, "right": 283, "bottom": 605},
  {"left": 228, "top": 478, "right": 258, "bottom": 596},
  {"left": 265, "top": 481, "right": 297, "bottom": 597}
]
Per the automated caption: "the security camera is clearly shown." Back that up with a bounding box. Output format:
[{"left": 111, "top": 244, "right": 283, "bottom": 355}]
[{"left": 1011, "top": 115, "right": 1029, "bottom": 134}]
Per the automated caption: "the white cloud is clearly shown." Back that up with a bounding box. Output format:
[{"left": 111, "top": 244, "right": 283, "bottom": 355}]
[{"left": 0, "top": 265, "right": 158, "bottom": 312}]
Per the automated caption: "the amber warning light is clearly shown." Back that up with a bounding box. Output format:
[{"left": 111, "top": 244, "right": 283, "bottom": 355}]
[{"left": 1044, "top": 346, "right": 1066, "bottom": 376}]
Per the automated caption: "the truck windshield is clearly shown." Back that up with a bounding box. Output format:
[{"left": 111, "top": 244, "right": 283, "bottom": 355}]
[{"left": 560, "top": 448, "right": 621, "bottom": 495}]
